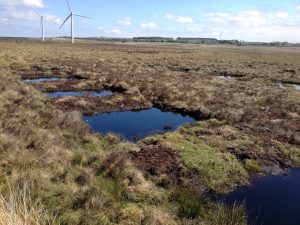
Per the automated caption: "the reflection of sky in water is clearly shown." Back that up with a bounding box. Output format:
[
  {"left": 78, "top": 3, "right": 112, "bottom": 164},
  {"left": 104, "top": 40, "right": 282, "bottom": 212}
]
[
  {"left": 46, "top": 91, "right": 113, "bottom": 98},
  {"left": 217, "top": 75, "right": 237, "bottom": 80},
  {"left": 274, "top": 81, "right": 300, "bottom": 91},
  {"left": 83, "top": 108, "right": 197, "bottom": 141},
  {"left": 24, "top": 78, "right": 61, "bottom": 83}
]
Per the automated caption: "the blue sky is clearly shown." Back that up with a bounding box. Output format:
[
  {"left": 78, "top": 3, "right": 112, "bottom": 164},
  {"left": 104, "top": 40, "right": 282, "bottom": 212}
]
[{"left": 0, "top": 0, "right": 300, "bottom": 42}]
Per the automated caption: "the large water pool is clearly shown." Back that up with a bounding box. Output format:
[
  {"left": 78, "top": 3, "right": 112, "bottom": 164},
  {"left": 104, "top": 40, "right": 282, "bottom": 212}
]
[{"left": 83, "top": 108, "right": 197, "bottom": 141}]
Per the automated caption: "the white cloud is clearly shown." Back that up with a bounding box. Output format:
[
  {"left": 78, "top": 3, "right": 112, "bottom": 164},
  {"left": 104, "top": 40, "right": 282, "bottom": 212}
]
[
  {"left": 176, "top": 16, "right": 194, "bottom": 24},
  {"left": 140, "top": 22, "right": 158, "bottom": 29},
  {"left": 165, "top": 13, "right": 175, "bottom": 20},
  {"left": 186, "top": 27, "right": 202, "bottom": 32},
  {"left": 165, "top": 13, "right": 194, "bottom": 24},
  {"left": 44, "top": 15, "right": 62, "bottom": 25},
  {"left": 276, "top": 12, "right": 289, "bottom": 19},
  {"left": 0, "top": 0, "right": 61, "bottom": 25},
  {"left": 207, "top": 10, "right": 290, "bottom": 27},
  {"left": 0, "top": 0, "right": 45, "bottom": 8},
  {"left": 104, "top": 29, "right": 121, "bottom": 35},
  {"left": 118, "top": 17, "right": 132, "bottom": 26},
  {"left": 203, "top": 10, "right": 300, "bottom": 42},
  {"left": 110, "top": 29, "right": 121, "bottom": 34}
]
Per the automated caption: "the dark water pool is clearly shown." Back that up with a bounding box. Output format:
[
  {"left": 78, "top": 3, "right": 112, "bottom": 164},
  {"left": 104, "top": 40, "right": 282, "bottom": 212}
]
[
  {"left": 83, "top": 108, "right": 197, "bottom": 141},
  {"left": 219, "top": 168, "right": 300, "bottom": 225},
  {"left": 46, "top": 91, "right": 113, "bottom": 98},
  {"left": 24, "top": 77, "right": 61, "bottom": 83}
]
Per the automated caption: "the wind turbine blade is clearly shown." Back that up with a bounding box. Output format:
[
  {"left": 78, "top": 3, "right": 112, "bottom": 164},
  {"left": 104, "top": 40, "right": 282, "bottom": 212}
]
[
  {"left": 32, "top": 8, "right": 41, "bottom": 16},
  {"left": 66, "top": 0, "right": 72, "bottom": 12},
  {"left": 59, "top": 14, "right": 71, "bottom": 30},
  {"left": 73, "top": 14, "right": 91, "bottom": 19}
]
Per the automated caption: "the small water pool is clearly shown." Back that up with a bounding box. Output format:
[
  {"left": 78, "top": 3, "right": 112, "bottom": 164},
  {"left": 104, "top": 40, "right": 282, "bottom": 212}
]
[
  {"left": 217, "top": 75, "right": 237, "bottom": 80},
  {"left": 274, "top": 81, "right": 300, "bottom": 91},
  {"left": 83, "top": 108, "right": 197, "bottom": 141},
  {"left": 218, "top": 168, "right": 300, "bottom": 225},
  {"left": 294, "top": 84, "right": 300, "bottom": 90},
  {"left": 24, "top": 77, "right": 61, "bottom": 83},
  {"left": 46, "top": 91, "right": 113, "bottom": 98}
]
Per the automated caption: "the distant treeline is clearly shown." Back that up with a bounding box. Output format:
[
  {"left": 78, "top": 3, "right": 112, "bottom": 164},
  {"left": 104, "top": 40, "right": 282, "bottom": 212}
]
[
  {"left": 75, "top": 37, "right": 300, "bottom": 46},
  {"left": 0, "top": 36, "right": 299, "bottom": 47}
]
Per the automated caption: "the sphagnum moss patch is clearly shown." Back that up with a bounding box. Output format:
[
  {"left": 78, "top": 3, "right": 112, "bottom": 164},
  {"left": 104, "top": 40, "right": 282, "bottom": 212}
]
[{"left": 152, "top": 132, "right": 248, "bottom": 193}]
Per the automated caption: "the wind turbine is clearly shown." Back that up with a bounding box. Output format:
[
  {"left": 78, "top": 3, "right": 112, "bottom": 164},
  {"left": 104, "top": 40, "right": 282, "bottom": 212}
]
[
  {"left": 60, "top": 0, "right": 91, "bottom": 44},
  {"left": 32, "top": 9, "right": 47, "bottom": 41}
]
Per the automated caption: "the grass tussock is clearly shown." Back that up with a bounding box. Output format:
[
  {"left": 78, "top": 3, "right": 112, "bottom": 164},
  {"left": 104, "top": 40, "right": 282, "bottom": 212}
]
[
  {"left": 0, "top": 182, "right": 57, "bottom": 225},
  {"left": 209, "top": 202, "right": 249, "bottom": 225}
]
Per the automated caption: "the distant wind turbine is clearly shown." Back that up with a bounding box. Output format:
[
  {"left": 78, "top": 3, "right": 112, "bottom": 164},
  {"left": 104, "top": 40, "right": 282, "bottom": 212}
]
[
  {"left": 60, "top": 0, "right": 91, "bottom": 44},
  {"left": 32, "top": 9, "right": 48, "bottom": 41}
]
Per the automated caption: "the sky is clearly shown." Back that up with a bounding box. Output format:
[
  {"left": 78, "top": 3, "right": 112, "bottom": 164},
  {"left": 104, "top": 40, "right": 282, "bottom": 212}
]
[{"left": 0, "top": 0, "right": 300, "bottom": 42}]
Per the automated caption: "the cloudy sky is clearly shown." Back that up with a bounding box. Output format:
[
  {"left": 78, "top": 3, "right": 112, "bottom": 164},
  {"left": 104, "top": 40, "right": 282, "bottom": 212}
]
[{"left": 0, "top": 0, "right": 300, "bottom": 42}]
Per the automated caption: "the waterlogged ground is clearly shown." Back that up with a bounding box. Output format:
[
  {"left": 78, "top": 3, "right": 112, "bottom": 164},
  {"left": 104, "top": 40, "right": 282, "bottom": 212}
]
[{"left": 1, "top": 40, "right": 300, "bottom": 225}]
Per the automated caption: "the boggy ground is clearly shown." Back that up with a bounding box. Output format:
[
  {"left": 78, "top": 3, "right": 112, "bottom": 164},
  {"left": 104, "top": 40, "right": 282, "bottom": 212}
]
[{"left": 0, "top": 40, "right": 300, "bottom": 224}]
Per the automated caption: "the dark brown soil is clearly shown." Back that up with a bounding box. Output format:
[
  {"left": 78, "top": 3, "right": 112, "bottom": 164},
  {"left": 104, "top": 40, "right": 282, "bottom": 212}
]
[
  {"left": 51, "top": 93, "right": 152, "bottom": 115},
  {"left": 131, "top": 143, "right": 183, "bottom": 186}
]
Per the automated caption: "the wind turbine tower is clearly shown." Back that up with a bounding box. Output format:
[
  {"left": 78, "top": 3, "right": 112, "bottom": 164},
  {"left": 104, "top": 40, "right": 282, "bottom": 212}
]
[
  {"left": 33, "top": 9, "right": 47, "bottom": 41},
  {"left": 60, "top": 0, "right": 91, "bottom": 44}
]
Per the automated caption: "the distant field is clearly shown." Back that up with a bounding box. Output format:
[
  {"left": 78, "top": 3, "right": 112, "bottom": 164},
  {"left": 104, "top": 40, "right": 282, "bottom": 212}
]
[{"left": 0, "top": 40, "right": 299, "bottom": 225}]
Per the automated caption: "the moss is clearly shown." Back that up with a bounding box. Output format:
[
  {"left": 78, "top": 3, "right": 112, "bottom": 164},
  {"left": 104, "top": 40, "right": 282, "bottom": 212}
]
[
  {"left": 172, "top": 192, "right": 204, "bottom": 219},
  {"left": 245, "top": 159, "right": 262, "bottom": 173},
  {"left": 160, "top": 133, "right": 249, "bottom": 193},
  {"left": 290, "top": 150, "right": 300, "bottom": 166}
]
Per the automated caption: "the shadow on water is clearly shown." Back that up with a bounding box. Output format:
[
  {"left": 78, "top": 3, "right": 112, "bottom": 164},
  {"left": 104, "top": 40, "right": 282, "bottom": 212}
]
[
  {"left": 83, "top": 108, "right": 197, "bottom": 141},
  {"left": 46, "top": 91, "right": 113, "bottom": 98},
  {"left": 214, "top": 168, "right": 300, "bottom": 225}
]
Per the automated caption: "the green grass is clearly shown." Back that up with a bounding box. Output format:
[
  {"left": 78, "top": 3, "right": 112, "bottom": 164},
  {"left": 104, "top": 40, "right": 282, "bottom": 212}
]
[
  {"left": 207, "top": 202, "right": 249, "bottom": 225},
  {"left": 245, "top": 160, "right": 262, "bottom": 173},
  {"left": 158, "top": 133, "right": 249, "bottom": 193},
  {"left": 172, "top": 192, "right": 204, "bottom": 219}
]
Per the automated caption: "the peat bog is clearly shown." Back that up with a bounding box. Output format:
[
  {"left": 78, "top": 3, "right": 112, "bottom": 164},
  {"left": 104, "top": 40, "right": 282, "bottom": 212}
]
[{"left": 2, "top": 40, "right": 300, "bottom": 225}]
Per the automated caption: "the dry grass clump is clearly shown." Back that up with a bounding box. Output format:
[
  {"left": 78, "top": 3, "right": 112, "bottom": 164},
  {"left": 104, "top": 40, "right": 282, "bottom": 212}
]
[{"left": 0, "top": 183, "right": 57, "bottom": 225}]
